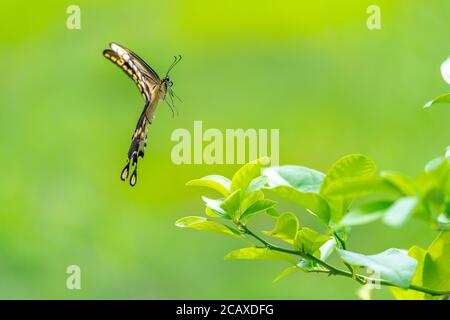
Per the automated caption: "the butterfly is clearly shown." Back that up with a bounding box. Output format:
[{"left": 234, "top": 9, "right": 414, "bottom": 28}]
[{"left": 103, "top": 42, "right": 181, "bottom": 186}]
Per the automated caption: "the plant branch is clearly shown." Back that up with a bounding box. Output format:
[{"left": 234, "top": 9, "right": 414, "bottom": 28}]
[{"left": 240, "top": 225, "right": 450, "bottom": 297}]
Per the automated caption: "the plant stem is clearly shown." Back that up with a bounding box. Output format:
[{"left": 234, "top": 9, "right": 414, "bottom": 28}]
[{"left": 240, "top": 225, "right": 450, "bottom": 297}]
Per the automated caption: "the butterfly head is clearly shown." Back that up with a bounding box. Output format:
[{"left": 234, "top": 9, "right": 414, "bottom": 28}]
[{"left": 163, "top": 55, "right": 182, "bottom": 115}]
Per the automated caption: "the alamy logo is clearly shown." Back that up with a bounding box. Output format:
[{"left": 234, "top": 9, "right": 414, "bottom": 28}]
[
  {"left": 66, "top": 265, "right": 81, "bottom": 290},
  {"left": 171, "top": 121, "right": 279, "bottom": 165},
  {"left": 367, "top": 5, "right": 381, "bottom": 30},
  {"left": 66, "top": 5, "right": 81, "bottom": 30}
]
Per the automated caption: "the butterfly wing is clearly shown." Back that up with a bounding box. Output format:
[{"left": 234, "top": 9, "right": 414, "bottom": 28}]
[
  {"left": 109, "top": 42, "right": 161, "bottom": 84},
  {"left": 103, "top": 49, "right": 151, "bottom": 100}
]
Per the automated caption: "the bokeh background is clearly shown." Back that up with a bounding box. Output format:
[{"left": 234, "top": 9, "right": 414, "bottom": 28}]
[{"left": 0, "top": 0, "right": 449, "bottom": 299}]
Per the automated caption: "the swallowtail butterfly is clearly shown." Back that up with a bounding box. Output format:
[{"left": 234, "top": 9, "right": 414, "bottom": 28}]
[{"left": 103, "top": 42, "right": 181, "bottom": 186}]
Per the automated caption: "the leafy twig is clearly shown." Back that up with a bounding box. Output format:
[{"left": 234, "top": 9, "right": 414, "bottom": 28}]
[{"left": 241, "top": 225, "right": 450, "bottom": 296}]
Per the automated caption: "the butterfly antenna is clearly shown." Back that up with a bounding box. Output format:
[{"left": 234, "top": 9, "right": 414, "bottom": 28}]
[{"left": 166, "top": 55, "right": 182, "bottom": 77}]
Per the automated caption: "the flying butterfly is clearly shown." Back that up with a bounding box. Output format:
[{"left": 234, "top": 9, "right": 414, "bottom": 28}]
[{"left": 103, "top": 42, "right": 181, "bottom": 186}]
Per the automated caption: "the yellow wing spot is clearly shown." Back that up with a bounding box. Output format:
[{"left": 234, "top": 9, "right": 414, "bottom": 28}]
[
  {"left": 104, "top": 52, "right": 111, "bottom": 58},
  {"left": 110, "top": 56, "right": 117, "bottom": 62},
  {"left": 127, "top": 69, "right": 133, "bottom": 75},
  {"left": 117, "top": 58, "right": 124, "bottom": 66}
]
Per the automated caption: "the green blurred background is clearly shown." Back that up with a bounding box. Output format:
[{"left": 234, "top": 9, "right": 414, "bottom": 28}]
[{"left": 0, "top": 0, "right": 449, "bottom": 299}]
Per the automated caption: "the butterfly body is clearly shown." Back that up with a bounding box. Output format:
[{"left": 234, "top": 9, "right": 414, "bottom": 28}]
[{"left": 103, "top": 42, "right": 181, "bottom": 186}]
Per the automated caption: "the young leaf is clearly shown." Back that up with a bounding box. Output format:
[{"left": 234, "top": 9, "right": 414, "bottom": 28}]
[
  {"left": 424, "top": 156, "right": 446, "bottom": 172},
  {"left": 263, "top": 166, "right": 325, "bottom": 193},
  {"left": 224, "top": 247, "right": 297, "bottom": 264},
  {"left": 390, "top": 246, "right": 429, "bottom": 300},
  {"left": 240, "top": 199, "right": 277, "bottom": 221},
  {"left": 295, "top": 227, "right": 331, "bottom": 255},
  {"left": 381, "top": 171, "right": 417, "bottom": 196},
  {"left": 421, "top": 231, "right": 450, "bottom": 293},
  {"left": 202, "top": 196, "right": 229, "bottom": 218},
  {"left": 246, "top": 176, "right": 269, "bottom": 195},
  {"left": 231, "top": 157, "right": 268, "bottom": 195},
  {"left": 205, "top": 207, "right": 222, "bottom": 218},
  {"left": 186, "top": 175, "right": 231, "bottom": 196},
  {"left": 337, "top": 248, "right": 418, "bottom": 289},
  {"left": 220, "top": 189, "right": 241, "bottom": 221},
  {"left": 262, "top": 212, "right": 299, "bottom": 244},
  {"left": 273, "top": 266, "right": 300, "bottom": 283},
  {"left": 324, "top": 176, "right": 387, "bottom": 199},
  {"left": 440, "top": 56, "right": 450, "bottom": 84},
  {"left": 320, "top": 154, "right": 377, "bottom": 223},
  {"left": 391, "top": 232, "right": 450, "bottom": 299},
  {"left": 240, "top": 190, "right": 264, "bottom": 213},
  {"left": 382, "top": 196, "right": 418, "bottom": 228},
  {"left": 266, "top": 207, "right": 280, "bottom": 219},
  {"left": 321, "top": 154, "right": 377, "bottom": 190},
  {"left": 264, "top": 186, "right": 330, "bottom": 224},
  {"left": 319, "top": 238, "right": 336, "bottom": 261},
  {"left": 339, "top": 200, "right": 393, "bottom": 227},
  {"left": 175, "top": 216, "right": 241, "bottom": 238},
  {"left": 424, "top": 93, "right": 450, "bottom": 108}
]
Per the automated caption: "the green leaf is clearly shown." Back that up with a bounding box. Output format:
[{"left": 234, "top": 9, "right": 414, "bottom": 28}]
[
  {"left": 295, "top": 227, "right": 331, "bottom": 255},
  {"left": 319, "top": 239, "right": 336, "bottom": 261},
  {"left": 263, "top": 166, "right": 325, "bottom": 193},
  {"left": 175, "top": 216, "right": 241, "bottom": 238},
  {"left": 321, "top": 154, "right": 377, "bottom": 189},
  {"left": 246, "top": 176, "right": 269, "bottom": 195},
  {"left": 264, "top": 185, "right": 330, "bottom": 224},
  {"left": 202, "top": 196, "right": 229, "bottom": 218},
  {"left": 321, "top": 154, "right": 377, "bottom": 223},
  {"left": 424, "top": 93, "right": 450, "bottom": 108},
  {"left": 205, "top": 206, "right": 223, "bottom": 218},
  {"left": 390, "top": 246, "right": 429, "bottom": 300},
  {"left": 424, "top": 156, "right": 446, "bottom": 172},
  {"left": 240, "top": 190, "right": 264, "bottom": 213},
  {"left": 240, "top": 199, "right": 277, "bottom": 221},
  {"left": 422, "top": 231, "right": 450, "bottom": 292},
  {"left": 266, "top": 207, "right": 280, "bottom": 219},
  {"left": 224, "top": 247, "right": 297, "bottom": 264},
  {"left": 324, "top": 176, "right": 387, "bottom": 199},
  {"left": 231, "top": 157, "right": 268, "bottom": 195},
  {"left": 273, "top": 266, "right": 300, "bottom": 283},
  {"left": 262, "top": 212, "right": 299, "bottom": 244},
  {"left": 381, "top": 171, "right": 417, "bottom": 196},
  {"left": 441, "top": 57, "right": 450, "bottom": 84},
  {"left": 186, "top": 175, "right": 231, "bottom": 196},
  {"left": 383, "top": 196, "right": 418, "bottom": 228},
  {"left": 437, "top": 213, "right": 450, "bottom": 231},
  {"left": 220, "top": 189, "right": 241, "bottom": 221},
  {"left": 339, "top": 201, "right": 392, "bottom": 227},
  {"left": 391, "top": 232, "right": 450, "bottom": 299},
  {"left": 337, "top": 248, "right": 418, "bottom": 289}
]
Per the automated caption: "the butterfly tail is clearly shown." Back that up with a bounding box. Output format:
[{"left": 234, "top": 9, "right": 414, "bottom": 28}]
[{"left": 121, "top": 106, "right": 149, "bottom": 187}]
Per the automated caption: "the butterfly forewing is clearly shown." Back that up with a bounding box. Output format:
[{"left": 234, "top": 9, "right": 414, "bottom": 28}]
[
  {"left": 103, "top": 49, "right": 148, "bottom": 99},
  {"left": 109, "top": 43, "right": 161, "bottom": 84}
]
